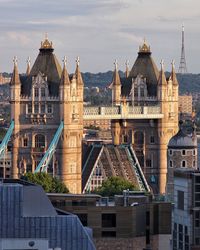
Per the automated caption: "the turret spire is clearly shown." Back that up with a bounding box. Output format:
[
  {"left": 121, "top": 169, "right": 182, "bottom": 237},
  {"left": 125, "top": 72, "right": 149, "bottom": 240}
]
[
  {"left": 26, "top": 56, "right": 31, "bottom": 75},
  {"left": 10, "top": 56, "right": 21, "bottom": 85},
  {"left": 75, "top": 56, "right": 83, "bottom": 85},
  {"left": 60, "top": 56, "right": 70, "bottom": 85},
  {"left": 112, "top": 59, "right": 121, "bottom": 86},
  {"left": 125, "top": 60, "right": 129, "bottom": 78},
  {"left": 158, "top": 59, "right": 167, "bottom": 85},
  {"left": 170, "top": 60, "right": 179, "bottom": 86}
]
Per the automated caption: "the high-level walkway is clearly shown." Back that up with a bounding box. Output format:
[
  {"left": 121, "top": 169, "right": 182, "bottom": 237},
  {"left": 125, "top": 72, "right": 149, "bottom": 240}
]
[{"left": 83, "top": 104, "right": 163, "bottom": 120}]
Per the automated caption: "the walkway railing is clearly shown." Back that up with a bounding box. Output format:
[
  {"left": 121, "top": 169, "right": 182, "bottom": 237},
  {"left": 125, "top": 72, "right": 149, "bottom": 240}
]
[{"left": 83, "top": 104, "right": 163, "bottom": 120}]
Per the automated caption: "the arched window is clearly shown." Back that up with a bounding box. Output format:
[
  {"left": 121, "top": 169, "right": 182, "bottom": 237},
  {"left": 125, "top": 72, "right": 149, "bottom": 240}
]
[
  {"left": 134, "top": 131, "right": 144, "bottom": 145},
  {"left": 181, "top": 160, "right": 186, "bottom": 168},
  {"left": 35, "top": 134, "right": 45, "bottom": 148},
  {"left": 169, "top": 160, "right": 173, "bottom": 168}
]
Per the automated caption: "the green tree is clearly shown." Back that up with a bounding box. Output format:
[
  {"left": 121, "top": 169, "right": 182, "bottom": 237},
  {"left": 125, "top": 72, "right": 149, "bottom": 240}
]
[
  {"left": 22, "top": 172, "right": 69, "bottom": 193},
  {"left": 93, "top": 176, "right": 137, "bottom": 197}
]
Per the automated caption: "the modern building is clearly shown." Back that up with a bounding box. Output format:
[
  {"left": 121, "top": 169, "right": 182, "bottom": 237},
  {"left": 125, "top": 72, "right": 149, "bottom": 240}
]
[
  {"left": 48, "top": 192, "right": 172, "bottom": 250},
  {"left": 173, "top": 168, "right": 200, "bottom": 250},
  {"left": 0, "top": 179, "right": 95, "bottom": 250},
  {"left": 167, "top": 121, "right": 198, "bottom": 199}
]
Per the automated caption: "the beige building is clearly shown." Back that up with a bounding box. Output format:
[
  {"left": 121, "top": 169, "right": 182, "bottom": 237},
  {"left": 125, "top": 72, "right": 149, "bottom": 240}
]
[{"left": 178, "top": 95, "right": 193, "bottom": 115}]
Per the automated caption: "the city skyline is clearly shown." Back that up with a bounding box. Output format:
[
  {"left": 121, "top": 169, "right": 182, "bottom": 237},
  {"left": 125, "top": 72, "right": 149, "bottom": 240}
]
[{"left": 0, "top": 0, "right": 199, "bottom": 73}]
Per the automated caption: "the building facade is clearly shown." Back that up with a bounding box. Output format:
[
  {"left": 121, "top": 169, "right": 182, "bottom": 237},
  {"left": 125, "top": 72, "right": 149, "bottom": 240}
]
[
  {"left": 173, "top": 169, "right": 200, "bottom": 250},
  {"left": 111, "top": 41, "right": 179, "bottom": 193},
  {"left": 10, "top": 38, "right": 83, "bottom": 193}
]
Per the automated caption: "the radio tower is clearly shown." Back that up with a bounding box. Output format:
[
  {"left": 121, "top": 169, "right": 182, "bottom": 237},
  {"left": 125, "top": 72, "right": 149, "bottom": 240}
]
[{"left": 178, "top": 24, "right": 188, "bottom": 74}]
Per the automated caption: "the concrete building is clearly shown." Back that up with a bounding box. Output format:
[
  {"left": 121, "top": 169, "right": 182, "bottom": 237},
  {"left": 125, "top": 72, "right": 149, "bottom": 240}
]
[
  {"left": 48, "top": 192, "right": 172, "bottom": 250},
  {"left": 167, "top": 122, "right": 198, "bottom": 199},
  {"left": 173, "top": 169, "right": 200, "bottom": 250},
  {"left": 0, "top": 179, "right": 95, "bottom": 250}
]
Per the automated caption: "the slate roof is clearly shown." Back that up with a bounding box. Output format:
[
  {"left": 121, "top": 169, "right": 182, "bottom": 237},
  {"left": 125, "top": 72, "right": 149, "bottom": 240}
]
[
  {"left": 21, "top": 39, "right": 62, "bottom": 96},
  {"left": 121, "top": 43, "right": 159, "bottom": 97}
]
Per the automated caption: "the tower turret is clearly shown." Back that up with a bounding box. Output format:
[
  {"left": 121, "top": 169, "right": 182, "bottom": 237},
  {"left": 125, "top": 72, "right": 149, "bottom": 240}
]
[
  {"left": 10, "top": 56, "right": 21, "bottom": 179},
  {"left": 157, "top": 60, "right": 167, "bottom": 101},
  {"left": 26, "top": 56, "right": 31, "bottom": 75},
  {"left": 112, "top": 59, "right": 121, "bottom": 105}
]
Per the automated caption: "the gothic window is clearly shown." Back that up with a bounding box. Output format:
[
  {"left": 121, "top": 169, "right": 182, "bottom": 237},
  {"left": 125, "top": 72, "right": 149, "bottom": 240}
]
[
  {"left": 140, "top": 88, "right": 144, "bottom": 97},
  {"left": 47, "top": 104, "right": 52, "bottom": 113},
  {"left": 34, "top": 104, "right": 39, "bottom": 113},
  {"left": 34, "top": 88, "right": 39, "bottom": 97},
  {"left": 27, "top": 104, "right": 32, "bottom": 113},
  {"left": 41, "top": 104, "right": 45, "bottom": 113},
  {"left": 150, "top": 135, "right": 155, "bottom": 144},
  {"left": 35, "top": 134, "right": 45, "bottom": 148},
  {"left": 41, "top": 88, "right": 45, "bottom": 97},
  {"left": 169, "top": 160, "right": 173, "bottom": 168},
  {"left": 169, "top": 150, "right": 173, "bottom": 156},
  {"left": 23, "top": 138, "right": 28, "bottom": 147}
]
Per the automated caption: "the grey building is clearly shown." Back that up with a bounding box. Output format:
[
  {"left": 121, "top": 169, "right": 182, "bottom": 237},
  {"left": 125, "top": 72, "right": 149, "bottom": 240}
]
[
  {"left": 0, "top": 179, "right": 95, "bottom": 250},
  {"left": 167, "top": 122, "right": 197, "bottom": 199},
  {"left": 173, "top": 168, "right": 200, "bottom": 250}
]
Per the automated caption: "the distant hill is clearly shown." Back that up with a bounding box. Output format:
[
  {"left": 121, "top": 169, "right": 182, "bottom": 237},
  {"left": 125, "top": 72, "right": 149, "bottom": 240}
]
[{"left": 1, "top": 71, "right": 200, "bottom": 94}]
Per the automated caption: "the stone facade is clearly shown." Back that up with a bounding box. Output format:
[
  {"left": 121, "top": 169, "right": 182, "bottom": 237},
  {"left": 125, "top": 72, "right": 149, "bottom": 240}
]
[{"left": 10, "top": 39, "right": 83, "bottom": 193}]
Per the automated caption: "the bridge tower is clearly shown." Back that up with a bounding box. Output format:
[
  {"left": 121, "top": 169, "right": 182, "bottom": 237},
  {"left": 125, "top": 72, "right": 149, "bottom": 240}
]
[
  {"left": 59, "top": 57, "right": 83, "bottom": 193},
  {"left": 9, "top": 37, "right": 83, "bottom": 194},
  {"left": 10, "top": 57, "right": 21, "bottom": 179}
]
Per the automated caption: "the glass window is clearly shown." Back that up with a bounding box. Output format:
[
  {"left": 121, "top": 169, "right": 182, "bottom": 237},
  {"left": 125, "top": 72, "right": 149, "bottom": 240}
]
[
  {"left": 47, "top": 104, "right": 52, "bottom": 113},
  {"left": 193, "top": 150, "right": 196, "bottom": 156},
  {"left": 146, "top": 159, "right": 152, "bottom": 168},
  {"left": 35, "top": 134, "right": 45, "bottom": 148},
  {"left": 169, "top": 160, "right": 173, "bottom": 168},
  {"left": 169, "top": 150, "right": 173, "bottom": 155},
  {"left": 27, "top": 103, "right": 32, "bottom": 113},
  {"left": 182, "top": 160, "right": 186, "bottom": 168},
  {"left": 193, "top": 161, "right": 196, "bottom": 168},
  {"left": 150, "top": 135, "right": 155, "bottom": 144},
  {"left": 23, "top": 138, "right": 28, "bottom": 147},
  {"left": 102, "top": 214, "right": 116, "bottom": 228},
  {"left": 34, "top": 88, "right": 39, "bottom": 97},
  {"left": 34, "top": 104, "right": 39, "bottom": 113},
  {"left": 182, "top": 150, "right": 186, "bottom": 155},
  {"left": 41, "top": 88, "right": 45, "bottom": 97},
  {"left": 177, "top": 191, "right": 184, "bottom": 210},
  {"left": 41, "top": 104, "right": 46, "bottom": 113}
]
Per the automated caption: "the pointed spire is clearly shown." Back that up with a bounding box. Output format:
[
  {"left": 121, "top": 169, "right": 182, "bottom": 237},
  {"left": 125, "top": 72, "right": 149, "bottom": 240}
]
[
  {"left": 170, "top": 60, "right": 179, "bottom": 86},
  {"left": 125, "top": 60, "right": 129, "bottom": 78},
  {"left": 60, "top": 56, "right": 70, "bottom": 86},
  {"left": 158, "top": 59, "right": 167, "bottom": 85},
  {"left": 112, "top": 59, "right": 121, "bottom": 86},
  {"left": 75, "top": 56, "right": 83, "bottom": 85},
  {"left": 10, "top": 56, "right": 21, "bottom": 85},
  {"left": 26, "top": 56, "right": 31, "bottom": 75}
]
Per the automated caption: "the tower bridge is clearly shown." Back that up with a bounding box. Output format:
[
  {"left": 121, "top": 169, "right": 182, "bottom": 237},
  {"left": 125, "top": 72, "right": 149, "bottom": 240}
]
[{"left": 0, "top": 37, "right": 179, "bottom": 194}]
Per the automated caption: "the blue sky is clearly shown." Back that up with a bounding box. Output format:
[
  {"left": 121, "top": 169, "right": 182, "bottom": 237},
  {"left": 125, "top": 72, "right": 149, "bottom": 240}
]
[{"left": 0, "top": 0, "right": 199, "bottom": 73}]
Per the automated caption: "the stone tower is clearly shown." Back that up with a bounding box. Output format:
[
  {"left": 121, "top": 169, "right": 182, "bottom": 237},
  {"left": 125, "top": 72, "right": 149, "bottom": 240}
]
[
  {"left": 111, "top": 41, "right": 179, "bottom": 194},
  {"left": 167, "top": 121, "right": 198, "bottom": 199},
  {"left": 10, "top": 38, "right": 83, "bottom": 193}
]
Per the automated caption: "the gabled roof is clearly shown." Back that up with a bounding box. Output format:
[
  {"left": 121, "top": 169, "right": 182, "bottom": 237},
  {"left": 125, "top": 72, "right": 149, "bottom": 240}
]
[{"left": 82, "top": 144, "right": 150, "bottom": 193}]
